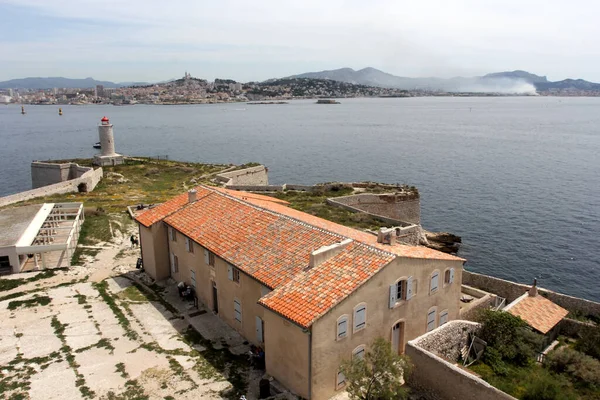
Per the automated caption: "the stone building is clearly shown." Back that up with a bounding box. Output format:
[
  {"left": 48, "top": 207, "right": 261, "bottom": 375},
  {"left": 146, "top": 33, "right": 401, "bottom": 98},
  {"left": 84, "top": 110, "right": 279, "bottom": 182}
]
[{"left": 135, "top": 186, "right": 464, "bottom": 399}]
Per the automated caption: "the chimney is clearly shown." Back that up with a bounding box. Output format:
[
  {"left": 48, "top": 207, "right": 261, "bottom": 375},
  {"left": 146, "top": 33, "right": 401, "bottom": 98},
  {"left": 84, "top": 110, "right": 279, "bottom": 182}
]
[
  {"left": 377, "top": 228, "right": 395, "bottom": 245},
  {"left": 188, "top": 189, "right": 197, "bottom": 203},
  {"left": 529, "top": 278, "right": 538, "bottom": 297},
  {"left": 308, "top": 239, "right": 352, "bottom": 270}
]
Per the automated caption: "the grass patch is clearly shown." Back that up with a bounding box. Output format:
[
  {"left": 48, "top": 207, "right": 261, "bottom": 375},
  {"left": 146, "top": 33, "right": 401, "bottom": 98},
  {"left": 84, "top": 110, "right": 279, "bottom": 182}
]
[
  {"left": 115, "top": 362, "right": 129, "bottom": 379},
  {"left": 269, "top": 187, "right": 389, "bottom": 230},
  {"left": 119, "top": 285, "right": 154, "bottom": 303},
  {"left": 7, "top": 295, "right": 51, "bottom": 310},
  {"left": 93, "top": 280, "right": 139, "bottom": 341},
  {"left": 12, "top": 158, "right": 231, "bottom": 213},
  {"left": 51, "top": 316, "right": 96, "bottom": 398},
  {"left": 182, "top": 325, "right": 248, "bottom": 396},
  {"left": 75, "top": 338, "right": 115, "bottom": 354},
  {"left": 0, "top": 269, "right": 60, "bottom": 292},
  {"left": 105, "top": 379, "right": 148, "bottom": 400}
]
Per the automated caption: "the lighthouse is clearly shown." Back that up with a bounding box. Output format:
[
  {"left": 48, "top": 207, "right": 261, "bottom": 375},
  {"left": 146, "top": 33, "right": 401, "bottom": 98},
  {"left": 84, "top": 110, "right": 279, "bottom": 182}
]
[{"left": 93, "top": 116, "right": 124, "bottom": 166}]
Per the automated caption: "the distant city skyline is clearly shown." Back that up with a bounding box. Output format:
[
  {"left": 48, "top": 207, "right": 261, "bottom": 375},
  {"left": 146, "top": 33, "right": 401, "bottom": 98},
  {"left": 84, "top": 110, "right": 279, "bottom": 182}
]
[{"left": 1, "top": 0, "right": 599, "bottom": 82}]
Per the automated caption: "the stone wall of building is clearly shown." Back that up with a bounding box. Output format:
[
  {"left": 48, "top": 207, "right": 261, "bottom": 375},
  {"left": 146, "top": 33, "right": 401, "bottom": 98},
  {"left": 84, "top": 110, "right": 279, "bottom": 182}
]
[
  {"left": 406, "top": 320, "right": 517, "bottom": 400},
  {"left": 0, "top": 167, "right": 103, "bottom": 208},
  {"left": 216, "top": 165, "right": 268, "bottom": 186},
  {"left": 326, "top": 193, "right": 421, "bottom": 225},
  {"left": 560, "top": 318, "right": 597, "bottom": 338},
  {"left": 463, "top": 271, "right": 600, "bottom": 318}
]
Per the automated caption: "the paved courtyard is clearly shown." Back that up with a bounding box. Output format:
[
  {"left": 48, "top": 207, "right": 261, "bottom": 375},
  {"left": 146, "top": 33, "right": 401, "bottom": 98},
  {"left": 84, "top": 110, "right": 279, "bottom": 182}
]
[{"left": 0, "top": 214, "right": 293, "bottom": 400}]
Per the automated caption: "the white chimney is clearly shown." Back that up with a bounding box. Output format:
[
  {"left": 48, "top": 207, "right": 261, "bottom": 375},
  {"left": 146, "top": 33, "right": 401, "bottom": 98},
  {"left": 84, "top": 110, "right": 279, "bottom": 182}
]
[
  {"left": 308, "top": 239, "right": 352, "bottom": 269},
  {"left": 188, "top": 189, "right": 197, "bottom": 203},
  {"left": 377, "top": 228, "right": 395, "bottom": 245}
]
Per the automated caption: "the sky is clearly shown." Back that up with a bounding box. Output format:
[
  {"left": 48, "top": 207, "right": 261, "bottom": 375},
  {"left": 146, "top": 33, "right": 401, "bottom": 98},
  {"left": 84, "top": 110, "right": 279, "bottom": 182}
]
[{"left": 1, "top": 0, "right": 599, "bottom": 83}]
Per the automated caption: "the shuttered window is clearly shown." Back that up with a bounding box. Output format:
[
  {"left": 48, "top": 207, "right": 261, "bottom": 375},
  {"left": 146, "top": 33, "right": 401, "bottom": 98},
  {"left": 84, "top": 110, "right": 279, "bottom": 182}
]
[
  {"left": 227, "top": 264, "right": 240, "bottom": 283},
  {"left": 170, "top": 253, "right": 178, "bottom": 273},
  {"left": 353, "top": 345, "right": 365, "bottom": 360},
  {"left": 439, "top": 310, "right": 449, "bottom": 326},
  {"left": 234, "top": 299, "right": 242, "bottom": 322},
  {"left": 336, "top": 370, "right": 346, "bottom": 389},
  {"left": 430, "top": 271, "right": 439, "bottom": 293},
  {"left": 427, "top": 308, "right": 437, "bottom": 332},
  {"left": 354, "top": 304, "right": 367, "bottom": 332},
  {"left": 169, "top": 226, "right": 176, "bottom": 241},
  {"left": 337, "top": 316, "right": 348, "bottom": 339},
  {"left": 185, "top": 237, "right": 194, "bottom": 253},
  {"left": 204, "top": 249, "right": 215, "bottom": 267},
  {"left": 190, "top": 269, "right": 196, "bottom": 288},
  {"left": 389, "top": 277, "right": 414, "bottom": 308}
]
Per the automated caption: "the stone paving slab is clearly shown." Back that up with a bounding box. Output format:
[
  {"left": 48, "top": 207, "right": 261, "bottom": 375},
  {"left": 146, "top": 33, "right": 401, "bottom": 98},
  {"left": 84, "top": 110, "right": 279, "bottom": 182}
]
[
  {"left": 76, "top": 346, "right": 128, "bottom": 397},
  {"left": 28, "top": 361, "right": 80, "bottom": 400},
  {"left": 129, "top": 302, "right": 189, "bottom": 351},
  {"left": 17, "top": 314, "right": 62, "bottom": 359}
]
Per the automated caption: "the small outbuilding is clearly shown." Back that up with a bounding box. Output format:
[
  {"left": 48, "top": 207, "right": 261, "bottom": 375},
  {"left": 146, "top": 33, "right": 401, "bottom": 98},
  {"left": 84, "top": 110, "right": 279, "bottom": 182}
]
[
  {"left": 0, "top": 203, "right": 84, "bottom": 274},
  {"left": 505, "top": 280, "right": 569, "bottom": 340}
]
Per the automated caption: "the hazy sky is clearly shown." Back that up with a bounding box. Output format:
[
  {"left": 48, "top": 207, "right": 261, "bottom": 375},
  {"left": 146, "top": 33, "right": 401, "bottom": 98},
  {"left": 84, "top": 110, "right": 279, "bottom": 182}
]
[{"left": 1, "top": 0, "right": 598, "bottom": 82}]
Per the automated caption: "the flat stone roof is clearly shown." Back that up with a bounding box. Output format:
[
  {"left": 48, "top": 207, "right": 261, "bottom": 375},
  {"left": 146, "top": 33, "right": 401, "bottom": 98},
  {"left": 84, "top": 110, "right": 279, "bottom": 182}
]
[{"left": 0, "top": 204, "right": 43, "bottom": 248}]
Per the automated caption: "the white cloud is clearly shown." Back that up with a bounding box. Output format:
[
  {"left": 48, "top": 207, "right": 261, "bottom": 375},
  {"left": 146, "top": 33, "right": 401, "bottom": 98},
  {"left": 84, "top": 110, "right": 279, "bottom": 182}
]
[{"left": 1, "top": 0, "right": 599, "bottom": 81}]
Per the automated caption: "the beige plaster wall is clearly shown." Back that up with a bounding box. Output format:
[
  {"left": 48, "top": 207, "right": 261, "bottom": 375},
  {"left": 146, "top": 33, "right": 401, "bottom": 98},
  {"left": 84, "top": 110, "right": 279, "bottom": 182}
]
[
  {"left": 263, "top": 310, "right": 310, "bottom": 399},
  {"left": 310, "top": 256, "right": 463, "bottom": 400},
  {"left": 139, "top": 223, "right": 170, "bottom": 281}
]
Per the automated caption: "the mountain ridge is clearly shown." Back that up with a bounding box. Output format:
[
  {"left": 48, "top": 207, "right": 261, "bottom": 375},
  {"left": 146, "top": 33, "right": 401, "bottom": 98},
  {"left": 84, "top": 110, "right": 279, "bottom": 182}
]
[
  {"left": 0, "top": 77, "right": 149, "bottom": 89},
  {"left": 285, "top": 67, "right": 599, "bottom": 93}
]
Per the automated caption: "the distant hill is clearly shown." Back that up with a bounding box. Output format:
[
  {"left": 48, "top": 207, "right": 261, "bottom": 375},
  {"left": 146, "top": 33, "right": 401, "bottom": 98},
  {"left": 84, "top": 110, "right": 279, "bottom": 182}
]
[
  {"left": 284, "top": 68, "right": 600, "bottom": 93},
  {"left": 0, "top": 77, "right": 149, "bottom": 89}
]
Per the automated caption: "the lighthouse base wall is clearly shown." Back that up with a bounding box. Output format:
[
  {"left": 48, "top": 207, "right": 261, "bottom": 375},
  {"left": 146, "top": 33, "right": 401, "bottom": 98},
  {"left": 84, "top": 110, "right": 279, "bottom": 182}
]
[{"left": 93, "top": 154, "right": 125, "bottom": 167}]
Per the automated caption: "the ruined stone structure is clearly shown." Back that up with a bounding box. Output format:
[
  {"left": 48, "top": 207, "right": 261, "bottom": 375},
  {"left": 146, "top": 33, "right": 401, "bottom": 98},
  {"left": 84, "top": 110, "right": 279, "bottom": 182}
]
[
  {"left": 93, "top": 116, "right": 124, "bottom": 167},
  {"left": 326, "top": 191, "right": 421, "bottom": 225},
  {"left": 214, "top": 165, "right": 269, "bottom": 186},
  {"left": 0, "top": 163, "right": 103, "bottom": 208}
]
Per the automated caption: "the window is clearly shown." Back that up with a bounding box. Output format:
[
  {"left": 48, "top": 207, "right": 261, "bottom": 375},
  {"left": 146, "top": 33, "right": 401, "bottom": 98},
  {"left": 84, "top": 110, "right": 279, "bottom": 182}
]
[
  {"left": 439, "top": 310, "right": 449, "bottom": 326},
  {"left": 430, "top": 271, "right": 439, "bottom": 293},
  {"left": 169, "top": 226, "right": 176, "bottom": 241},
  {"left": 444, "top": 268, "right": 455, "bottom": 285},
  {"left": 190, "top": 269, "right": 196, "bottom": 289},
  {"left": 427, "top": 308, "right": 437, "bottom": 332},
  {"left": 204, "top": 249, "right": 215, "bottom": 267},
  {"left": 256, "top": 316, "right": 264, "bottom": 343},
  {"left": 170, "top": 253, "right": 179, "bottom": 273},
  {"left": 389, "top": 277, "right": 414, "bottom": 308},
  {"left": 352, "top": 345, "right": 366, "bottom": 360},
  {"left": 336, "top": 370, "right": 346, "bottom": 389},
  {"left": 337, "top": 315, "right": 349, "bottom": 339},
  {"left": 353, "top": 303, "right": 367, "bottom": 332},
  {"left": 185, "top": 237, "right": 194, "bottom": 253},
  {"left": 228, "top": 264, "right": 240, "bottom": 283},
  {"left": 0, "top": 256, "right": 10, "bottom": 269},
  {"left": 234, "top": 299, "right": 242, "bottom": 322}
]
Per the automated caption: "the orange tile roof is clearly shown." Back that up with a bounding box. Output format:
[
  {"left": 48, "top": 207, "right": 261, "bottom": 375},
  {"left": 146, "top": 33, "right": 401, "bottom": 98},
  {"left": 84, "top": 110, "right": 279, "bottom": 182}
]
[
  {"left": 217, "top": 187, "right": 464, "bottom": 262},
  {"left": 163, "top": 190, "right": 349, "bottom": 289},
  {"left": 135, "top": 185, "right": 464, "bottom": 328},
  {"left": 259, "top": 241, "right": 395, "bottom": 327},
  {"left": 136, "top": 191, "right": 197, "bottom": 227},
  {"left": 507, "top": 294, "right": 569, "bottom": 334}
]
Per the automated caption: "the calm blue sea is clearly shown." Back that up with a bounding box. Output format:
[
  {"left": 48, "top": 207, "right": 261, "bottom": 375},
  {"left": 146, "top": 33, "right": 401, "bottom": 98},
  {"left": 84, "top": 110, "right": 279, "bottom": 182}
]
[{"left": 1, "top": 98, "right": 599, "bottom": 301}]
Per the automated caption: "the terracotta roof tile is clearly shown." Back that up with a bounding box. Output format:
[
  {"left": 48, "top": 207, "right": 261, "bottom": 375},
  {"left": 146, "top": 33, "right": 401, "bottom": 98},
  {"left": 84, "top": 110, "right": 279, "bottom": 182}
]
[
  {"left": 259, "top": 242, "right": 395, "bottom": 327},
  {"left": 507, "top": 294, "right": 569, "bottom": 334},
  {"left": 217, "top": 188, "right": 464, "bottom": 262},
  {"left": 136, "top": 185, "right": 464, "bottom": 328}
]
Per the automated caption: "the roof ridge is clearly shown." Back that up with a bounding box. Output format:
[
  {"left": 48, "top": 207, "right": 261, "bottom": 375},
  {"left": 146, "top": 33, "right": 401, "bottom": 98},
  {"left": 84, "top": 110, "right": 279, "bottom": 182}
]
[{"left": 202, "top": 185, "right": 398, "bottom": 258}]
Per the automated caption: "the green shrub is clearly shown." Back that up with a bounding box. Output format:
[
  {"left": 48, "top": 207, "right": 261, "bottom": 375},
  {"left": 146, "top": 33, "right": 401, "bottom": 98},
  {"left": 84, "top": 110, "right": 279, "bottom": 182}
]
[
  {"left": 522, "top": 369, "right": 575, "bottom": 400},
  {"left": 574, "top": 325, "right": 600, "bottom": 360},
  {"left": 482, "top": 347, "right": 509, "bottom": 376},
  {"left": 546, "top": 347, "right": 600, "bottom": 389},
  {"left": 477, "top": 309, "right": 543, "bottom": 365}
]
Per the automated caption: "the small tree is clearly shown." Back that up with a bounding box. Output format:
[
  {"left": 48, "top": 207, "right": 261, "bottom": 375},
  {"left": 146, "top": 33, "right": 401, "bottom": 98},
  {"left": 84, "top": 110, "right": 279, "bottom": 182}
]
[{"left": 340, "top": 337, "right": 412, "bottom": 400}]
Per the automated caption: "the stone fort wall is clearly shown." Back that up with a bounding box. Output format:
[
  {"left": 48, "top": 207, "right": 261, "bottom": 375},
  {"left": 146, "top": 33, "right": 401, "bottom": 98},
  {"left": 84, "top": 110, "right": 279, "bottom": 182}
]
[
  {"left": 463, "top": 270, "right": 600, "bottom": 318},
  {"left": 215, "top": 165, "right": 268, "bottom": 186},
  {"left": 326, "top": 193, "right": 421, "bottom": 225},
  {"left": 406, "top": 320, "right": 517, "bottom": 400},
  {"left": 31, "top": 161, "right": 96, "bottom": 189},
  {"left": 0, "top": 164, "right": 103, "bottom": 208}
]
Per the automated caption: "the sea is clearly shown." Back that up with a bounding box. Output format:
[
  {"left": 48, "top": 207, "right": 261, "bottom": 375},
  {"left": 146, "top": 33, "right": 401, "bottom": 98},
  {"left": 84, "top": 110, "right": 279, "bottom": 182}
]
[{"left": 1, "top": 98, "right": 599, "bottom": 302}]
